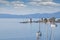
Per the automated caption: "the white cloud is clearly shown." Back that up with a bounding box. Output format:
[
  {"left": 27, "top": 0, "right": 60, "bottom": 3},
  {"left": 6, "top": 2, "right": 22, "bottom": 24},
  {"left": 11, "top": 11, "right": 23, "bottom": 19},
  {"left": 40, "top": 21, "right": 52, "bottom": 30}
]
[
  {"left": 0, "top": 0, "right": 26, "bottom": 8},
  {"left": 39, "top": 2, "right": 60, "bottom": 6},
  {"left": 10, "top": 1, "right": 27, "bottom": 8},
  {"left": 0, "top": 6, "right": 60, "bottom": 15},
  {"left": 0, "top": 0, "right": 60, "bottom": 15},
  {"left": 28, "top": 0, "right": 60, "bottom": 6},
  {"left": 30, "top": 0, "right": 42, "bottom": 1},
  {"left": 0, "top": 0, "right": 10, "bottom": 6}
]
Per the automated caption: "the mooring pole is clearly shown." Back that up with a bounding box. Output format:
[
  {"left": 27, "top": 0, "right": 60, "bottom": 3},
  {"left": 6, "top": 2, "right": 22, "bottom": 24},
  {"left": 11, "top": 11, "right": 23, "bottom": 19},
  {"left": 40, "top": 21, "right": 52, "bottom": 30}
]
[
  {"left": 36, "top": 19, "right": 42, "bottom": 40},
  {"left": 50, "top": 17, "right": 57, "bottom": 40}
]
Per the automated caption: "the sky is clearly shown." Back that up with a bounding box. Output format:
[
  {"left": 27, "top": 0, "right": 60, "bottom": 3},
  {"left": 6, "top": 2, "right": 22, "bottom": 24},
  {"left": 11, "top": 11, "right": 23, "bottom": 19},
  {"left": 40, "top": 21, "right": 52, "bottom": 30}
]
[{"left": 0, "top": 0, "right": 60, "bottom": 15}]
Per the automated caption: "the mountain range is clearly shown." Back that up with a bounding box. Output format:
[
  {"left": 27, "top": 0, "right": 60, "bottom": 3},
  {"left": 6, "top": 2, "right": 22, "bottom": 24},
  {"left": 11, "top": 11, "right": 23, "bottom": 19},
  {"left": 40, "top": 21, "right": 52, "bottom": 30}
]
[{"left": 0, "top": 12, "right": 60, "bottom": 18}]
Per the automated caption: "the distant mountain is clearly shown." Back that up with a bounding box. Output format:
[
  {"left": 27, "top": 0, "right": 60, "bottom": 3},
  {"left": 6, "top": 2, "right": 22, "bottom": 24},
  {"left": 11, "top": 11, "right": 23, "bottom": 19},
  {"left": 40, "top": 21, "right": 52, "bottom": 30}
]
[
  {"left": 0, "top": 12, "right": 60, "bottom": 18},
  {"left": 0, "top": 14, "right": 25, "bottom": 18},
  {"left": 25, "top": 12, "right": 60, "bottom": 18}
]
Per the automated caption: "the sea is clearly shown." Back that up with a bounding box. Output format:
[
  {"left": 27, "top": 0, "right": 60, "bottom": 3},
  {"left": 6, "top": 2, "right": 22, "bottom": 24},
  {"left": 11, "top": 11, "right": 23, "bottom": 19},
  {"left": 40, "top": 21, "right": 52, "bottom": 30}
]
[{"left": 0, "top": 18, "right": 60, "bottom": 40}]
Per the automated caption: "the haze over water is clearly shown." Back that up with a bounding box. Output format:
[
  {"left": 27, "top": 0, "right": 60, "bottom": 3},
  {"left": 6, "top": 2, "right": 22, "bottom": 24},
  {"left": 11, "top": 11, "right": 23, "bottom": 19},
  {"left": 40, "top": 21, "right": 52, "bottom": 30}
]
[{"left": 0, "top": 18, "right": 60, "bottom": 40}]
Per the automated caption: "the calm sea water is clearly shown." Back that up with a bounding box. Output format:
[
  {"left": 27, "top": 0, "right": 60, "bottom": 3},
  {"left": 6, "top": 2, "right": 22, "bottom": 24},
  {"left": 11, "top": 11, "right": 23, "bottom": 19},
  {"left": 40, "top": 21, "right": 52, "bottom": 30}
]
[{"left": 0, "top": 18, "right": 60, "bottom": 40}]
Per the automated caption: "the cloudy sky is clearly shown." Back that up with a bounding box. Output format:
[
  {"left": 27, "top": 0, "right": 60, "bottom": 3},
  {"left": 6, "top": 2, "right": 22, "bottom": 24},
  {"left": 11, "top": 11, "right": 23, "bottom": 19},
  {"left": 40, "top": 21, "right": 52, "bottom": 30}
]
[{"left": 0, "top": 0, "right": 60, "bottom": 15}]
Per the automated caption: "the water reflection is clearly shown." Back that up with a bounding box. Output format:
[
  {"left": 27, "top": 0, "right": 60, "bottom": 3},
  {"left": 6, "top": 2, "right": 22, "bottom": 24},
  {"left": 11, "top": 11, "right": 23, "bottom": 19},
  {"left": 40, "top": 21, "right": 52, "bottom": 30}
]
[{"left": 0, "top": 18, "right": 60, "bottom": 40}]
